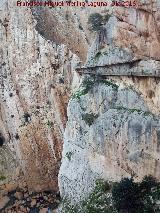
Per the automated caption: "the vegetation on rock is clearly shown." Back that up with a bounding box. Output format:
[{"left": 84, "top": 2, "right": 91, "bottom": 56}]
[
  {"left": 61, "top": 179, "right": 116, "bottom": 213},
  {"left": 0, "top": 175, "right": 6, "bottom": 181},
  {"left": 88, "top": 13, "right": 111, "bottom": 31},
  {"left": 72, "top": 78, "right": 94, "bottom": 100},
  {"left": 66, "top": 151, "right": 74, "bottom": 161},
  {"left": 60, "top": 176, "right": 160, "bottom": 213},
  {"left": 82, "top": 113, "right": 98, "bottom": 126},
  {"left": 114, "top": 106, "right": 152, "bottom": 117},
  {"left": 112, "top": 175, "right": 160, "bottom": 213},
  {"left": 72, "top": 77, "right": 118, "bottom": 100}
]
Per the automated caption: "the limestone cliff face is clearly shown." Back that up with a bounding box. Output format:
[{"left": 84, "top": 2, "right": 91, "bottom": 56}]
[
  {"left": 0, "top": 0, "right": 160, "bottom": 201},
  {"left": 59, "top": 80, "right": 160, "bottom": 202},
  {"left": 0, "top": 0, "right": 81, "bottom": 191},
  {"left": 58, "top": 0, "right": 160, "bottom": 203}
]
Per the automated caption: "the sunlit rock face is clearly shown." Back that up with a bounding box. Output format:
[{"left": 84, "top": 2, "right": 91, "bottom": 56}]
[
  {"left": 59, "top": 80, "right": 160, "bottom": 202},
  {"left": 58, "top": 0, "right": 160, "bottom": 203},
  {"left": 0, "top": 0, "right": 80, "bottom": 191},
  {"left": 0, "top": 0, "right": 160, "bottom": 199}
]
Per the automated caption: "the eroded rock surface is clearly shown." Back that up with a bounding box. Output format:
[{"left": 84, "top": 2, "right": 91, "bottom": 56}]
[
  {"left": 0, "top": 0, "right": 80, "bottom": 191},
  {"left": 58, "top": 0, "right": 160, "bottom": 204},
  {"left": 59, "top": 80, "right": 160, "bottom": 202},
  {"left": 0, "top": 0, "right": 160, "bottom": 205}
]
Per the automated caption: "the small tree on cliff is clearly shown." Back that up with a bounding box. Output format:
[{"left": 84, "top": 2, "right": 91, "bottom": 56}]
[
  {"left": 88, "top": 13, "right": 103, "bottom": 31},
  {"left": 88, "top": 13, "right": 111, "bottom": 32},
  {"left": 112, "top": 178, "right": 142, "bottom": 213},
  {"left": 112, "top": 176, "right": 160, "bottom": 213}
]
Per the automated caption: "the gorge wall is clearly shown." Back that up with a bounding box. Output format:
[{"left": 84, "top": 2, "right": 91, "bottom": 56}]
[
  {"left": 0, "top": 0, "right": 160, "bottom": 207},
  {"left": 0, "top": 0, "right": 82, "bottom": 191},
  {"left": 58, "top": 0, "right": 160, "bottom": 203}
]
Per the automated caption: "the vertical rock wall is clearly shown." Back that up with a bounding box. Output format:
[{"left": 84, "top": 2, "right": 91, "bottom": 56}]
[
  {"left": 0, "top": 0, "right": 81, "bottom": 191},
  {"left": 1, "top": 0, "right": 160, "bottom": 200},
  {"left": 58, "top": 0, "right": 160, "bottom": 203}
]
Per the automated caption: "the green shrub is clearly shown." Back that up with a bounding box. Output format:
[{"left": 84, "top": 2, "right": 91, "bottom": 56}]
[
  {"left": 88, "top": 13, "right": 104, "bottom": 31},
  {"left": 60, "top": 177, "right": 160, "bottom": 213},
  {"left": 82, "top": 180, "right": 116, "bottom": 213},
  {"left": 66, "top": 151, "right": 73, "bottom": 161},
  {"left": 100, "top": 80, "right": 118, "bottom": 91},
  {"left": 103, "top": 14, "right": 111, "bottom": 23},
  {"left": 82, "top": 113, "right": 98, "bottom": 126},
  {"left": 72, "top": 78, "right": 94, "bottom": 100},
  {"left": 115, "top": 106, "right": 152, "bottom": 117},
  {"left": 82, "top": 78, "right": 95, "bottom": 91},
  {"left": 112, "top": 176, "right": 160, "bottom": 213},
  {"left": 95, "top": 179, "right": 111, "bottom": 192},
  {"left": 60, "top": 180, "right": 116, "bottom": 213},
  {"left": 46, "top": 120, "right": 53, "bottom": 128},
  {"left": 72, "top": 89, "right": 87, "bottom": 100},
  {"left": 95, "top": 51, "right": 102, "bottom": 59},
  {"left": 88, "top": 13, "right": 111, "bottom": 32},
  {"left": 0, "top": 175, "right": 6, "bottom": 181},
  {"left": 140, "top": 175, "right": 157, "bottom": 195},
  {"left": 72, "top": 78, "right": 118, "bottom": 100},
  {"left": 151, "top": 184, "right": 160, "bottom": 201},
  {"left": 61, "top": 198, "right": 79, "bottom": 213},
  {"left": 112, "top": 178, "right": 142, "bottom": 213}
]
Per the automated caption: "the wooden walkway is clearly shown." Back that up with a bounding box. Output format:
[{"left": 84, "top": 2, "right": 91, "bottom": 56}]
[{"left": 75, "top": 60, "right": 160, "bottom": 78}]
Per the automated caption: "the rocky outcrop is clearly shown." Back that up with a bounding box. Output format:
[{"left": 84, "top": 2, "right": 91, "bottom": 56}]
[
  {"left": 59, "top": 78, "right": 160, "bottom": 202},
  {"left": 58, "top": 0, "right": 160, "bottom": 204}
]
